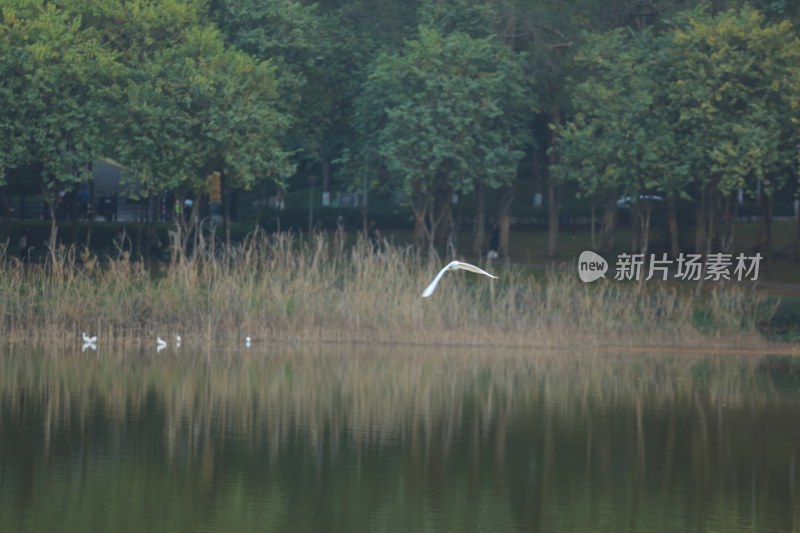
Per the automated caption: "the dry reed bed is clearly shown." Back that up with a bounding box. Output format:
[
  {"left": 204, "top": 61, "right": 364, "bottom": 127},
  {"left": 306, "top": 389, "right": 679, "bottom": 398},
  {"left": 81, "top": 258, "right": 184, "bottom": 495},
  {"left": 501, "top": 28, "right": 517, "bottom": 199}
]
[{"left": 0, "top": 232, "right": 774, "bottom": 347}]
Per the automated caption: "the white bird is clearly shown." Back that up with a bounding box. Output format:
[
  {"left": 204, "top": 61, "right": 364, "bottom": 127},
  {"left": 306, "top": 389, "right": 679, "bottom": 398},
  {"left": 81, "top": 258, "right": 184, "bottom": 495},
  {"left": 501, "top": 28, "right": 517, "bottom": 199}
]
[
  {"left": 245, "top": 336, "right": 252, "bottom": 348},
  {"left": 421, "top": 260, "right": 498, "bottom": 298},
  {"left": 176, "top": 335, "right": 182, "bottom": 348},
  {"left": 81, "top": 332, "right": 97, "bottom": 352},
  {"left": 157, "top": 336, "right": 167, "bottom": 352}
]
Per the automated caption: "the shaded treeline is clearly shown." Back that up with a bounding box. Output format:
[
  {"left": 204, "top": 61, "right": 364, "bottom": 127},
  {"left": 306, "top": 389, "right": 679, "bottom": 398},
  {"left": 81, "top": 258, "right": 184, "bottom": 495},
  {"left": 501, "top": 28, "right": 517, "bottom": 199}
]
[
  {"left": 2, "top": 0, "right": 799, "bottom": 262},
  {"left": 0, "top": 347, "right": 798, "bottom": 531}
]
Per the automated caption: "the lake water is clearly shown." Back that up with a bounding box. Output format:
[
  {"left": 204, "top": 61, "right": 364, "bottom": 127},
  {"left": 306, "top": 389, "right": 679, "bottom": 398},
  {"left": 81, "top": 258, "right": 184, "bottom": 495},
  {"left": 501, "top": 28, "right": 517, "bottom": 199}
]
[{"left": 0, "top": 345, "right": 798, "bottom": 532}]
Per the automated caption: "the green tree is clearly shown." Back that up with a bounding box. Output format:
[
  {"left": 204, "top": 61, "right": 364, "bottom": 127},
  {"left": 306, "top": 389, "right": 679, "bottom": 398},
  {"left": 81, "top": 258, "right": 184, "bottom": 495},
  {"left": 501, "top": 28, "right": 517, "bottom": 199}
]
[
  {"left": 351, "top": 27, "right": 534, "bottom": 253},
  {"left": 418, "top": 0, "right": 523, "bottom": 256},
  {"left": 553, "top": 28, "right": 683, "bottom": 256},
  {"left": 512, "top": 0, "right": 700, "bottom": 257},
  {"left": 0, "top": 0, "right": 115, "bottom": 252},
  {"left": 665, "top": 6, "right": 800, "bottom": 258},
  {"left": 191, "top": 31, "right": 294, "bottom": 246},
  {"left": 0, "top": 6, "right": 37, "bottom": 238},
  {"left": 555, "top": 6, "right": 800, "bottom": 260},
  {"left": 62, "top": 0, "right": 293, "bottom": 255},
  {"left": 213, "top": 0, "right": 358, "bottom": 232}
]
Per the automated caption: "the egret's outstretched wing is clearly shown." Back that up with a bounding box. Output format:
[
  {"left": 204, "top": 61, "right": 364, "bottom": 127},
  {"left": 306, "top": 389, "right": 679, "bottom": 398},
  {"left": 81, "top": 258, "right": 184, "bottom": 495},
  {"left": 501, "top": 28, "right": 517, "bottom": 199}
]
[
  {"left": 421, "top": 260, "right": 497, "bottom": 298},
  {"left": 421, "top": 261, "right": 457, "bottom": 298},
  {"left": 450, "top": 261, "right": 498, "bottom": 279}
]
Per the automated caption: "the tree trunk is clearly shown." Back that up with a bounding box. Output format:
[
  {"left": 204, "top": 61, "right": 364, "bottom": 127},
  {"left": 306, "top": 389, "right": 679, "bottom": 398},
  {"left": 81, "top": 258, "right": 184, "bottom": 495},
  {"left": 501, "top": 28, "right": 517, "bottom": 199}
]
[
  {"left": 433, "top": 187, "right": 452, "bottom": 248},
  {"left": 174, "top": 193, "right": 186, "bottom": 263},
  {"left": 630, "top": 201, "right": 641, "bottom": 253},
  {"left": 795, "top": 201, "right": 800, "bottom": 262},
  {"left": 412, "top": 191, "right": 430, "bottom": 251},
  {"left": 498, "top": 184, "right": 514, "bottom": 260},
  {"left": 307, "top": 173, "right": 315, "bottom": 235},
  {"left": 546, "top": 180, "right": 560, "bottom": 257},
  {"left": 757, "top": 194, "right": 773, "bottom": 265},
  {"left": 361, "top": 204, "right": 368, "bottom": 239},
  {"left": 546, "top": 107, "right": 562, "bottom": 258},
  {"left": 638, "top": 201, "right": 651, "bottom": 257},
  {"left": 472, "top": 181, "right": 485, "bottom": 256},
  {"left": 598, "top": 191, "right": 618, "bottom": 255},
  {"left": 361, "top": 175, "right": 369, "bottom": 237},
  {"left": 705, "top": 188, "right": 717, "bottom": 256},
  {"left": 428, "top": 195, "right": 451, "bottom": 256},
  {"left": 48, "top": 203, "right": 58, "bottom": 267},
  {"left": 141, "top": 198, "right": 152, "bottom": 264},
  {"left": 85, "top": 177, "right": 96, "bottom": 249},
  {"left": 414, "top": 210, "right": 426, "bottom": 250},
  {"left": 67, "top": 189, "right": 80, "bottom": 244},
  {"left": 134, "top": 198, "right": 149, "bottom": 263},
  {"left": 667, "top": 194, "right": 679, "bottom": 258},
  {"left": 222, "top": 172, "right": 231, "bottom": 249},
  {"left": 426, "top": 205, "right": 438, "bottom": 256},
  {"left": 44, "top": 185, "right": 59, "bottom": 264},
  {"left": 694, "top": 186, "right": 706, "bottom": 255},
  {"left": 694, "top": 186, "right": 718, "bottom": 296},
  {"left": 320, "top": 146, "right": 331, "bottom": 193},
  {"left": 1, "top": 185, "right": 10, "bottom": 244},
  {"left": 719, "top": 193, "right": 736, "bottom": 254}
]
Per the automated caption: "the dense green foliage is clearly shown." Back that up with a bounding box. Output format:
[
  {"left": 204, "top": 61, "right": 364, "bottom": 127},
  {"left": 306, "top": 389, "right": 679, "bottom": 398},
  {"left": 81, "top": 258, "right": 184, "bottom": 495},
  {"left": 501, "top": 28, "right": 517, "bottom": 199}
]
[
  {"left": 0, "top": 0, "right": 114, "bottom": 202},
  {"left": 349, "top": 26, "right": 534, "bottom": 249},
  {"left": 553, "top": 6, "right": 800, "bottom": 256},
  {"left": 1, "top": 0, "right": 799, "bottom": 259}
]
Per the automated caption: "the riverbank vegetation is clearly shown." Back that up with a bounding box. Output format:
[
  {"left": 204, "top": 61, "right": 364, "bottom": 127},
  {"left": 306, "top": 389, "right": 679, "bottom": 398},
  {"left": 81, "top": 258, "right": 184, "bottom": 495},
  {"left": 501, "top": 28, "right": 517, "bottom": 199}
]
[{"left": 0, "top": 232, "right": 780, "bottom": 347}]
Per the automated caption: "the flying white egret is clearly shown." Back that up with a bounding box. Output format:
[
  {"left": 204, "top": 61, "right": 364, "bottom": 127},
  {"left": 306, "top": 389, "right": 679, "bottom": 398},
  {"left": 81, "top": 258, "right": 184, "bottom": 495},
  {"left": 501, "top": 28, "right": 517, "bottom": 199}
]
[
  {"left": 421, "top": 260, "right": 497, "bottom": 298},
  {"left": 157, "top": 336, "right": 167, "bottom": 352}
]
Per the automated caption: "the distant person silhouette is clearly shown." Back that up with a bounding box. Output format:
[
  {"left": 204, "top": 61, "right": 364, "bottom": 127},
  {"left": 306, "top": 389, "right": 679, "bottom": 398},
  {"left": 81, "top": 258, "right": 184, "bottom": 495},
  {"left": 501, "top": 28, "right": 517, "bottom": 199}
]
[
  {"left": 487, "top": 223, "right": 500, "bottom": 259},
  {"left": 78, "top": 185, "right": 90, "bottom": 219},
  {"left": 18, "top": 227, "right": 33, "bottom": 262},
  {"left": 368, "top": 220, "right": 383, "bottom": 254}
]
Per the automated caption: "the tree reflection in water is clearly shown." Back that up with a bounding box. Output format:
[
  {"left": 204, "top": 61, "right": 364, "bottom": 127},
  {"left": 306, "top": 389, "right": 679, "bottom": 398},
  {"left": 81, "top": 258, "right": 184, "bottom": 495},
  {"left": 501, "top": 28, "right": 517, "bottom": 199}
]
[{"left": 0, "top": 346, "right": 798, "bottom": 532}]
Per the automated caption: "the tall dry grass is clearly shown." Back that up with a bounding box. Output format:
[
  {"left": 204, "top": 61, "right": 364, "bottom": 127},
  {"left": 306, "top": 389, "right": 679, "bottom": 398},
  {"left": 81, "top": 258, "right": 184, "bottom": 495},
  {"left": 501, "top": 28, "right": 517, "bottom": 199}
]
[{"left": 0, "top": 230, "right": 776, "bottom": 347}]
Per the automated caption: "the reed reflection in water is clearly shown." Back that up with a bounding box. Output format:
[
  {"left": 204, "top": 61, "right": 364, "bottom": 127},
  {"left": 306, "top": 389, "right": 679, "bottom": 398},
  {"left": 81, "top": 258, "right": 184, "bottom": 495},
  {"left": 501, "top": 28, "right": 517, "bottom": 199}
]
[{"left": 0, "top": 345, "right": 799, "bottom": 532}]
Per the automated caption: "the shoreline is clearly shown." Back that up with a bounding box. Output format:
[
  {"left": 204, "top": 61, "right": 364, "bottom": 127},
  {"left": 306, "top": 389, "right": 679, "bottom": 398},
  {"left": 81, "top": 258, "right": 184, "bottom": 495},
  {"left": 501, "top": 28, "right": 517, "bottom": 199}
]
[{"left": 2, "top": 329, "right": 796, "bottom": 356}]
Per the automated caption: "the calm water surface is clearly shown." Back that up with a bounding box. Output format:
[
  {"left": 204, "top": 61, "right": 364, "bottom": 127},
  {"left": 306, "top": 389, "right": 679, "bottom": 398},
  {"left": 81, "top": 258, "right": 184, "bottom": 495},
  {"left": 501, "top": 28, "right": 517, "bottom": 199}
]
[{"left": 0, "top": 345, "right": 799, "bottom": 532}]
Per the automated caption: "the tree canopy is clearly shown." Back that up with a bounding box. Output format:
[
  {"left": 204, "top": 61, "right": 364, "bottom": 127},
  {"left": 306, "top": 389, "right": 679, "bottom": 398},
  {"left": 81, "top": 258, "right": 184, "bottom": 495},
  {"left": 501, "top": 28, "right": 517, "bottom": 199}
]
[
  {"left": 0, "top": 0, "right": 114, "bottom": 194},
  {"left": 1, "top": 0, "right": 799, "bottom": 260},
  {"left": 351, "top": 26, "right": 535, "bottom": 249}
]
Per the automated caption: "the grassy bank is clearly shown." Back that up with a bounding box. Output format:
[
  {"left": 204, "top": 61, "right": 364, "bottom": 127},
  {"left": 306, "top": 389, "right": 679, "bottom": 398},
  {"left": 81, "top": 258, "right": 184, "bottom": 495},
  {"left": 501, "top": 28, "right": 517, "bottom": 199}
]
[{"left": 0, "top": 231, "right": 784, "bottom": 348}]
